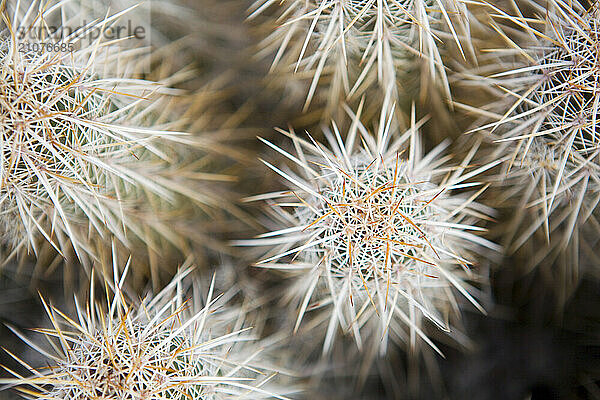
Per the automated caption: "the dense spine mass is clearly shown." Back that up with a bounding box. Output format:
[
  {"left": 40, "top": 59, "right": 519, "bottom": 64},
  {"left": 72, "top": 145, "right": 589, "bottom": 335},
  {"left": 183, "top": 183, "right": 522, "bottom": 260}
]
[
  {"left": 250, "top": 0, "right": 470, "bottom": 113},
  {"left": 0, "top": 1, "right": 229, "bottom": 271},
  {"left": 7, "top": 262, "right": 289, "bottom": 399},
  {"left": 0, "top": 0, "right": 599, "bottom": 399},
  {"left": 237, "top": 108, "right": 499, "bottom": 355},
  {"left": 458, "top": 0, "right": 600, "bottom": 277}
]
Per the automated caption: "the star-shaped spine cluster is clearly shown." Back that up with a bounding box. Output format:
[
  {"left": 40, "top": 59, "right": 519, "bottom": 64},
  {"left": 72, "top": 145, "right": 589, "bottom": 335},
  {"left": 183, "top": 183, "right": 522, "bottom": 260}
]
[
  {"left": 0, "top": 0, "right": 221, "bottom": 267},
  {"left": 6, "top": 263, "right": 289, "bottom": 400},
  {"left": 249, "top": 0, "right": 469, "bottom": 111},
  {"left": 237, "top": 109, "right": 499, "bottom": 354},
  {"left": 463, "top": 0, "right": 600, "bottom": 262}
]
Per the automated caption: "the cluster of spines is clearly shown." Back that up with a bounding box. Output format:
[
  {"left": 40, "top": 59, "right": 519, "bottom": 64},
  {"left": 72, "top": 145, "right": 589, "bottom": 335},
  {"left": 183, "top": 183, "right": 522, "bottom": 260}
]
[
  {"left": 2, "top": 0, "right": 600, "bottom": 398},
  {"left": 236, "top": 107, "right": 500, "bottom": 357},
  {"left": 0, "top": 0, "right": 242, "bottom": 278},
  {"left": 249, "top": 0, "right": 472, "bottom": 114},
  {"left": 2, "top": 255, "right": 291, "bottom": 400},
  {"left": 454, "top": 0, "right": 600, "bottom": 276}
]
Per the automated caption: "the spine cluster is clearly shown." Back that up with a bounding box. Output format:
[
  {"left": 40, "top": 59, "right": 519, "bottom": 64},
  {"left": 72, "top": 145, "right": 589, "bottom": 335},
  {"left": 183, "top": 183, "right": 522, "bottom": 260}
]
[{"left": 0, "top": 0, "right": 598, "bottom": 399}]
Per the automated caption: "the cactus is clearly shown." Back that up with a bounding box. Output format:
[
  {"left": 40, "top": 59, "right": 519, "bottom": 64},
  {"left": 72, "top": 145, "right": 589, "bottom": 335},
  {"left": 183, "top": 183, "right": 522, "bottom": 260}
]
[
  {"left": 0, "top": 0, "right": 597, "bottom": 398},
  {"left": 236, "top": 106, "right": 500, "bottom": 355},
  {"left": 0, "top": 0, "right": 235, "bottom": 273},
  {"left": 249, "top": 0, "right": 472, "bottom": 114},
  {"left": 5, "top": 254, "right": 290, "bottom": 399},
  {"left": 455, "top": 0, "right": 600, "bottom": 276}
]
